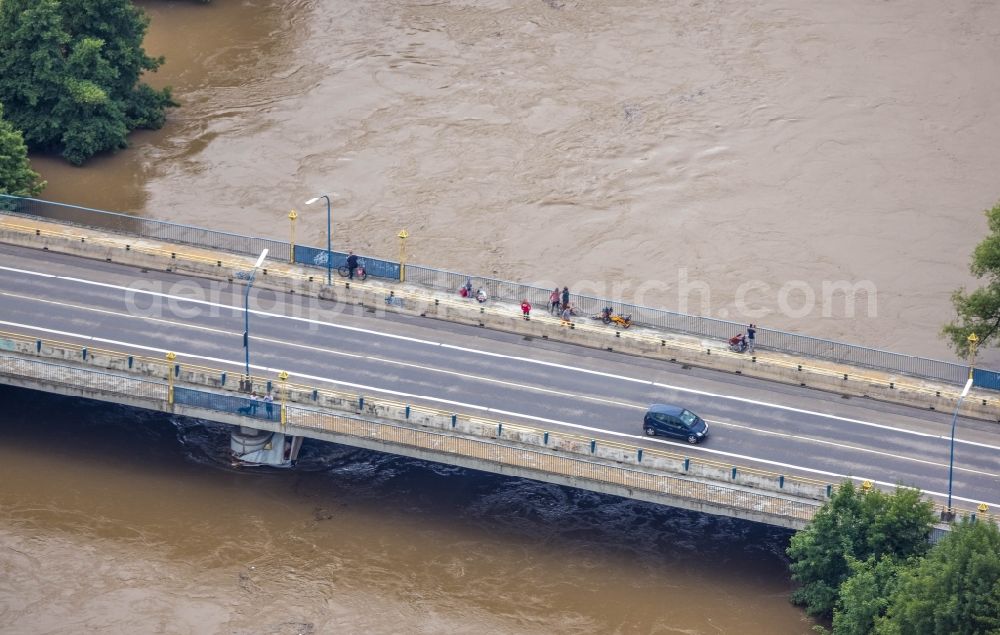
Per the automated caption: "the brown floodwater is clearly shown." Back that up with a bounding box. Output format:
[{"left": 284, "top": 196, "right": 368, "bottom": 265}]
[
  {"left": 0, "top": 387, "right": 812, "bottom": 633},
  {"left": 31, "top": 0, "right": 1000, "bottom": 364},
  {"left": 11, "top": 0, "right": 1000, "bottom": 631}
]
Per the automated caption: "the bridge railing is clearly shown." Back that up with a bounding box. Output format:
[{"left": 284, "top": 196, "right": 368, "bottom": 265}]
[
  {"left": 0, "top": 194, "right": 988, "bottom": 388},
  {"left": 286, "top": 405, "right": 819, "bottom": 523},
  {"left": 1, "top": 332, "right": 996, "bottom": 527},
  {"left": 0, "top": 354, "right": 167, "bottom": 399}
]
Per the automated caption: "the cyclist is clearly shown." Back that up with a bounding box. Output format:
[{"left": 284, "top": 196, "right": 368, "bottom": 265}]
[{"left": 346, "top": 251, "right": 359, "bottom": 279}]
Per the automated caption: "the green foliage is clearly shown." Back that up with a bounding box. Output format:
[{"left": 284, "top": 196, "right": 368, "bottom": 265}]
[
  {"left": 0, "top": 0, "right": 176, "bottom": 165},
  {"left": 877, "top": 518, "right": 1000, "bottom": 635},
  {"left": 787, "top": 482, "right": 936, "bottom": 620},
  {"left": 0, "top": 103, "right": 46, "bottom": 196},
  {"left": 833, "top": 556, "right": 906, "bottom": 635},
  {"left": 944, "top": 202, "right": 1000, "bottom": 355},
  {"left": 0, "top": 0, "right": 70, "bottom": 150}
]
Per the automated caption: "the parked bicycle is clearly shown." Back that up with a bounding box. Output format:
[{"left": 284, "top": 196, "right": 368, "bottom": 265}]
[
  {"left": 338, "top": 261, "right": 367, "bottom": 280},
  {"left": 592, "top": 307, "right": 632, "bottom": 329}
]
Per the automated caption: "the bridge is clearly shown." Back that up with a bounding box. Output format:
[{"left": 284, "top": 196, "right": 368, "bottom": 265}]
[{"left": 0, "top": 200, "right": 998, "bottom": 530}]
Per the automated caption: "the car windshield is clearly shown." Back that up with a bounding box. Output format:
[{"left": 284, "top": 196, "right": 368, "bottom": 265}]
[{"left": 678, "top": 410, "right": 700, "bottom": 428}]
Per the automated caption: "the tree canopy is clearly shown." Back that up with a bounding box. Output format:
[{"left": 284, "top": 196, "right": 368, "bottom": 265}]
[
  {"left": 944, "top": 201, "right": 1000, "bottom": 356},
  {"left": 878, "top": 518, "right": 1000, "bottom": 634},
  {"left": 787, "top": 482, "right": 936, "bottom": 620},
  {"left": 833, "top": 555, "right": 907, "bottom": 635},
  {"left": 0, "top": 0, "right": 175, "bottom": 165},
  {"left": 0, "top": 103, "right": 45, "bottom": 197}
]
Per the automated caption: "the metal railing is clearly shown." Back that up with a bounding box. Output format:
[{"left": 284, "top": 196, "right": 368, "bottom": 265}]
[
  {"left": 0, "top": 194, "right": 991, "bottom": 388},
  {"left": 0, "top": 354, "right": 167, "bottom": 400},
  {"left": 286, "top": 405, "right": 820, "bottom": 523}
]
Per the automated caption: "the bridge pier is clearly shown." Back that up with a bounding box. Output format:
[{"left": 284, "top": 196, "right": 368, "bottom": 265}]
[{"left": 230, "top": 426, "right": 303, "bottom": 468}]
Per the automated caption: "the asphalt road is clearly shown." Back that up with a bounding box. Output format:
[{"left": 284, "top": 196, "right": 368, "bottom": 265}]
[{"left": 1, "top": 243, "right": 998, "bottom": 510}]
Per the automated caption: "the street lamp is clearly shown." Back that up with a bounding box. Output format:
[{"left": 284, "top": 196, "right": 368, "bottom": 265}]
[
  {"left": 242, "top": 248, "right": 269, "bottom": 388},
  {"left": 946, "top": 375, "right": 974, "bottom": 517},
  {"left": 945, "top": 331, "right": 980, "bottom": 517},
  {"left": 397, "top": 229, "right": 408, "bottom": 282},
  {"left": 305, "top": 195, "right": 332, "bottom": 285},
  {"left": 967, "top": 332, "right": 980, "bottom": 380}
]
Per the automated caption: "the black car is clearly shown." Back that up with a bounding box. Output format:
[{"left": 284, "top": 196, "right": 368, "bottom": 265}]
[{"left": 643, "top": 404, "right": 709, "bottom": 444}]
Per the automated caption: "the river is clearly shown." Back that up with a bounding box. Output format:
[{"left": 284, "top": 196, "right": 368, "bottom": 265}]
[
  {"left": 0, "top": 387, "right": 810, "bottom": 633},
  {"left": 8, "top": 0, "right": 1000, "bottom": 631}
]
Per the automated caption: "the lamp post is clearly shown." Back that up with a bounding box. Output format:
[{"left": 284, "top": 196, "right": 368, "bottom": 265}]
[
  {"left": 242, "top": 248, "right": 269, "bottom": 388},
  {"left": 946, "top": 332, "right": 980, "bottom": 518},
  {"left": 397, "top": 229, "right": 408, "bottom": 282},
  {"left": 967, "top": 332, "right": 980, "bottom": 380},
  {"left": 305, "top": 195, "right": 332, "bottom": 285},
  {"left": 946, "top": 375, "right": 974, "bottom": 517}
]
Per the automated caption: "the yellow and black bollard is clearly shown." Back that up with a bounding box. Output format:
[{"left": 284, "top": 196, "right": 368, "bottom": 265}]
[
  {"left": 278, "top": 370, "right": 289, "bottom": 426},
  {"left": 166, "top": 351, "right": 177, "bottom": 404},
  {"left": 288, "top": 209, "right": 298, "bottom": 263}
]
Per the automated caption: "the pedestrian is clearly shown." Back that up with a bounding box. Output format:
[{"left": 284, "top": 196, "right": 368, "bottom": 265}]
[
  {"left": 747, "top": 323, "right": 756, "bottom": 353},
  {"left": 561, "top": 306, "right": 573, "bottom": 326},
  {"left": 249, "top": 391, "right": 259, "bottom": 415},
  {"left": 520, "top": 299, "right": 532, "bottom": 320},
  {"left": 346, "top": 251, "right": 359, "bottom": 280},
  {"left": 549, "top": 288, "right": 561, "bottom": 315},
  {"left": 561, "top": 286, "right": 570, "bottom": 311},
  {"left": 264, "top": 392, "right": 274, "bottom": 419}
]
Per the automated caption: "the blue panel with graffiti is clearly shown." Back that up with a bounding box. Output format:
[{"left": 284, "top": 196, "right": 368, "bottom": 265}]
[{"left": 293, "top": 245, "right": 399, "bottom": 280}]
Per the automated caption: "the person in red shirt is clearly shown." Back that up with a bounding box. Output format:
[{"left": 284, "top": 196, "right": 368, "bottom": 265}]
[
  {"left": 520, "top": 299, "right": 532, "bottom": 319},
  {"left": 549, "top": 288, "right": 561, "bottom": 314}
]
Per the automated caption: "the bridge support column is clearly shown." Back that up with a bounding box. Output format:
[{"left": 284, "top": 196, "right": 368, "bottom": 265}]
[{"left": 230, "top": 426, "right": 303, "bottom": 468}]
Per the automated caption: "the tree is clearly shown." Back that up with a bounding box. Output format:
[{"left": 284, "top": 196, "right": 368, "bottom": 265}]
[
  {"left": 59, "top": 0, "right": 173, "bottom": 129},
  {"left": 944, "top": 202, "right": 1000, "bottom": 356},
  {"left": 0, "top": 0, "right": 175, "bottom": 165},
  {"left": 787, "top": 482, "right": 936, "bottom": 620},
  {"left": 877, "top": 518, "right": 1000, "bottom": 634},
  {"left": 0, "top": 103, "right": 45, "bottom": 197},
  {"left": 832, "top": 556, "right": 907, "bottom": 635},
  {"left": 55, "top": 37, "right": 129, "bottom": 165},
  {"left": 0, "top": 0, "right": 70, "bottom": 150}
]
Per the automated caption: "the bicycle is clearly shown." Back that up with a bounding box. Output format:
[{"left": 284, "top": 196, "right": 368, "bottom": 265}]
[
  {"left": 337, "top": 262, "right": 367, "bottom": 280},
  {"left": 592, "top": 307, "right": 632, "bottom": 329}
]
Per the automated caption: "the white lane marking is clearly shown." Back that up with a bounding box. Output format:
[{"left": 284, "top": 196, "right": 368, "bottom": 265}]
[
  {"left": 0, "top": 265, "right": 55, "bottom": 278},
  {"left": 3, "top": 319, "right": 999, "bottom": 508},
  {"left": 0, "top": 290, "right": 637, "bottom": 407},
  {"left": 0, "top": 291, "right": 367, "bottom": 360},
  {"left": 0, "top": 291, "right": 237, "bottom": 336},
  {"left": 1, "top": 265, "right": 995, "bottom": 450},
  {"left": 374, "top": 356, "right": 645, "bottom": 409},
  {"left": 708, "top": 419, "right": 997, "bottom": 478}
]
